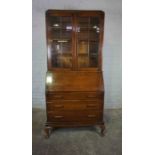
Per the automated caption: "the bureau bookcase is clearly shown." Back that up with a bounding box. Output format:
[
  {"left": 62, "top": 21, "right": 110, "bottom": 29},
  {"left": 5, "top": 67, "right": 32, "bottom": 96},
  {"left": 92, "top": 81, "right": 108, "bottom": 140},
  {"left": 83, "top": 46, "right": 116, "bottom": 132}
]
[{"left": 44, "top": 10, "right": 105, "bottom": 138}]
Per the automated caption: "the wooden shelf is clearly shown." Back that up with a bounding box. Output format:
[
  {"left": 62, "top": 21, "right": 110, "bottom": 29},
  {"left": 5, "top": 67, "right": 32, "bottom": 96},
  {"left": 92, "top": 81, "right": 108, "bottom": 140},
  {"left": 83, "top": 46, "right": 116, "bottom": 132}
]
[
  {"left": 78, "top": 53, "right": 88, "bottom": 55},
  {"left": 78, "top": 39, "right": 99, "bottom": 42},
  {"left": 49, "top": 39, "right": 71, "bottom": 42},
  {"left": 49, "top": 27, "right": 72, "bottom": 31},
  {"left": 52, "top": 53, "right": 72, "bottom": 56}
]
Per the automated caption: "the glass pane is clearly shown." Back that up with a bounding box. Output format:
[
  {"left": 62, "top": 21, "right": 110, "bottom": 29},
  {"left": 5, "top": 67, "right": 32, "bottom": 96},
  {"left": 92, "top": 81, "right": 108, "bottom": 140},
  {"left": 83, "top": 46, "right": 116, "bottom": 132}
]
[
  {"left": 48, "top": 16, "right": 73, "bottom": 68},
  {"left": 77, "top": 17, "right": 100, "bottom": 68}
]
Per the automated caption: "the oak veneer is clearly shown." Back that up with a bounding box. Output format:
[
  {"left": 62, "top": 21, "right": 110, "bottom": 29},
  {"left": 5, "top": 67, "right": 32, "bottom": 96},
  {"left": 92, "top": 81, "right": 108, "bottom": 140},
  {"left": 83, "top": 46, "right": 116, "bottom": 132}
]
[{"left": 44, "top": 10, "right": 105, "bottom": 137}]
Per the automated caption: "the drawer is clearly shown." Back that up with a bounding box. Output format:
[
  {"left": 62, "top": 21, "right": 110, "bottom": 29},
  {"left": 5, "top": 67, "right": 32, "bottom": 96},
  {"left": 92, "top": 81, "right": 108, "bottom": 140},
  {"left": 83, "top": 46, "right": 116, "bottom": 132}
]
[
  {"left": 46, "top": 92, "right": 103, "bottom": 100},
  {"left": 47, "top": 100, "right": 102, "bottom": 111},
  {"left": 47, "top": 110, "right": 102, "bottom": 122}
]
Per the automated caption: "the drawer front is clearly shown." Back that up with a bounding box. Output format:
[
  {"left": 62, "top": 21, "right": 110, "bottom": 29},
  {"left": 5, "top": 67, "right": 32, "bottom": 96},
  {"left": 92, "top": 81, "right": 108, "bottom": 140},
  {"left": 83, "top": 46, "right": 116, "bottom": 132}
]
[
  {"left": 47, "top": 100, "right": 102, "bottom": 111},
  {"left": 47, "top": 110, "right": 102, "bottom": 122},
  {"left": 46, "top": 92, "right": 103, "bottom": 100}
]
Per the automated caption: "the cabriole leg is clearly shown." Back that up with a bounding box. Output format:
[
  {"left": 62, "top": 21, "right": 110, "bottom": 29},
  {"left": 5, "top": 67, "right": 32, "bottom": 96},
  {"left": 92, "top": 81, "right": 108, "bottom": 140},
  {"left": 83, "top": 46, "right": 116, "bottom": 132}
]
[
  {"left": 44, "top": 125, "right": 54, "bottom": 138},
  {"left": 100, "top": 123, "right": 105, "bottom": 136}
]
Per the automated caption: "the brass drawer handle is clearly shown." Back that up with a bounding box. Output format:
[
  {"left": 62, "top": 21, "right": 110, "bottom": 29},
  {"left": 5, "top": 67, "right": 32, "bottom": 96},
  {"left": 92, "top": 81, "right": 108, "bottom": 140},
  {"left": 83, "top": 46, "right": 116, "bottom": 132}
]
[
  {"left": 47, "top": 102, "right": 53, "bottom": 104},
  {"left": 87, "top": 95, "right": 97, "bottom": 98},
  {"left": 53, "top": 105, "right": 64, "bottom": 108},
  {"left": 54, "top": 115, "right": 64, "bottom": 118},
  {"left": 87, "top": 115, "right": 96, "bottom": 118},
  {"left": 87, "top": 104, "right": 96, "bottom": 108},
  {"left": 52, "top": 95, "right": 63, "bottom": 99}
]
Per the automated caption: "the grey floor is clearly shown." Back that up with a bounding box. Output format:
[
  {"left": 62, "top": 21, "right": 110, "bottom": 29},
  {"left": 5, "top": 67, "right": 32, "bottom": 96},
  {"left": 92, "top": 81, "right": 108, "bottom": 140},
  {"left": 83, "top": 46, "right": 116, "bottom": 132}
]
[{"left": 33, "top": 108, "right": 122, "bottom": 155}]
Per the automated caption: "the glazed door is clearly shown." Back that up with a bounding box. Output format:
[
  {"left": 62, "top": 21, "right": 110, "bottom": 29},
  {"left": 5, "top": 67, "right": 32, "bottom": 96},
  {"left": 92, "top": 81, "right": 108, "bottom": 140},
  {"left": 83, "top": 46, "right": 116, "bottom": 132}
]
[
  {"left": 46, "top": 12, "right": 74, "bottom": 70},
  {"left": 75, "top": 12, "right": 103, "bottom": 70}
]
